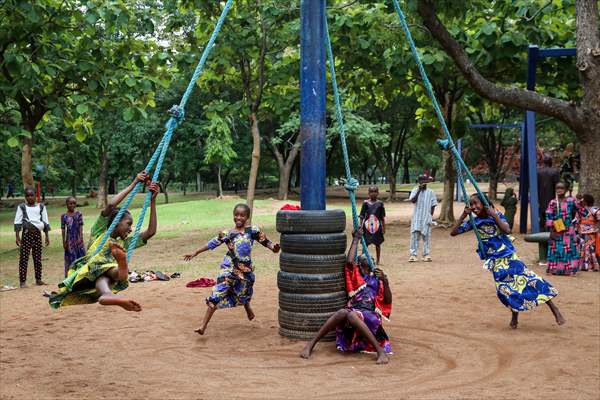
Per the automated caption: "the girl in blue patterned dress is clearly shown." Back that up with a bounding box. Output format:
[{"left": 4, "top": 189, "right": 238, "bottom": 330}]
[
  {"left": 183, "top": 204, "right": 280, "bottom": 335},
  {"left": 451, "top": 193, "right": 565, "bottom": 329}
]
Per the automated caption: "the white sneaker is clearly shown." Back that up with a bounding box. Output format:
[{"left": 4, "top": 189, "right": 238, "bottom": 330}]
[
  {"left": 422, "top": 256, "right": 432, "bottom": 262},
  {"left": 408, "top": 256, "right": 418, "bottom": 262}
]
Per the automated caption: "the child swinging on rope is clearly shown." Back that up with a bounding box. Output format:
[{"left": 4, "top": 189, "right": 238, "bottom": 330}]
[
  {"left": 300, "top": 226, "right": 392, "bottom": 364},
  {"left": 451, "top": 193, "right": 565, "bottom": 329},
  {"left": 183, "top": 204, "right": 280, "bottom": 335},
  {"left": 49, "top": 172, "right": 159, "bottom": 312}
]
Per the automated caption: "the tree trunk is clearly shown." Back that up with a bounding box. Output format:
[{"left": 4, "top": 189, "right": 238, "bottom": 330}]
[
  {"left": 97, "top": 147, "right": 109, "bottom": 209},
  {"left": 489, "top": 174, "right": 498, "bottom": 200},
  {"left": 196, "top": 172, "right": 201, "bottom": 192},
  {"left": 20, "top": 137, "right": 34, "bottom": 189},
  {"left": 246, "top": 113, "right": 261, "bottom": 221},
  {"left": 388, "top": 173, "right": 397, "bottom": 201},
  {"left": 402, "top": 152, "right": 411, "bottom": 184},
  {"left": 580, "top": 131, "right": 600, "bottom": 201},
  {"left": 216, "top": 164, "right": 223, "bottom": 198},
  {"left": 278, "top": 164, "right": 292, "bottom": 201},
  {"left": 438, "top": 151, "right": 456, "bottom": 224}
]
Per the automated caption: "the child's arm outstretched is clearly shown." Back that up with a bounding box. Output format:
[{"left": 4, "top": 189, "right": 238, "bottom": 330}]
[
  {"left": 101, "top": 170, "right": 149, "bottom": 217},
  {"left": 346, "top": 226, "right": 363, "bottom": 264},
  {"left": 258, "top": 231, "right": 280, "bottom": 253},
  {"left": 183, "top": 231, "right": 227, "bottom": 261},
  {"left": 450, "top": 205, "right": 472, "bottom": 236},
  {"left": 139, "top": 182, "right": 160, "bottom": 242}
]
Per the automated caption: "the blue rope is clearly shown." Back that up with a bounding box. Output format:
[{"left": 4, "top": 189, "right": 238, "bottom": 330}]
[
  {"left": 324, "top": 15, "right": 375, "bottom": 271},
  {"left": 90, "top": 0, "right": 235, "bottom": 262},
  {"left": 390, "top": 0, "right": 489, "bottom": 252}
]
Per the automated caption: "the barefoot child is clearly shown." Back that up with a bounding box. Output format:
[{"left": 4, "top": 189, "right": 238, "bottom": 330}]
[
  {"left": 49, "top": 172, "right": 159, "bottom": 312},
  {"left": 183, "top": 204, "right": 280, "bottom": 335},
  {"left": 359, "top": 186, "right": 386, "bottom": 265},
  {"left": 300, "top": 227, "right": 392, "bottom": 364},
  {"left": 14, "top": 187, "right": 50, "bottom": 288},
  {"left": 451, "top": 193, "right": 565, "bottom": 329},
  {"left": 61, "top": 197, "right": 86, "bottom": 277}
]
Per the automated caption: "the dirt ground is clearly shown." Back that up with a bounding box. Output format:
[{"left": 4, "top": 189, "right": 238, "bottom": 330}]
[{"left": 1, "top": 202, "right": 599, "bottom": 400}]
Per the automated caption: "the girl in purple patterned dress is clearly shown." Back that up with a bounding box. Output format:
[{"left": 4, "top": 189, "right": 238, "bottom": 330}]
[{"left": 61, "top": 197, "right": 85, "bottom": 276}]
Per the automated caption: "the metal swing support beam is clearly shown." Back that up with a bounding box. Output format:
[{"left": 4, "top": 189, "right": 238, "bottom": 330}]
[{"left": 519, "top": 45, "right": 576, "bottom": 234}]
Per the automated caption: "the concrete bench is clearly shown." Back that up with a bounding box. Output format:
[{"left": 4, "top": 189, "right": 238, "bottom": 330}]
[{"left": 524, "top": 232, "right": 550, "bottom": 263}]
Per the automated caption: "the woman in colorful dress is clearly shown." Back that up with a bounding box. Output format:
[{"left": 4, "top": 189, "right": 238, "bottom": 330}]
[
  {"left": 300, "top": 227, "right": 392, "bottom": 364},
  {"left": 49, "top": 172, "right": 159, "bottom": 312},
  {"left": 61, "top": 197, "right": 86, "bottom": 276},
  {"left": 451, "top": 193, "right": 565, "bottom": 329},
  {"left": 578, "top": 194, "right": 599, "bottom": 272},
  {"left": 545, "top": 181, "right": 584, "bottom": 275},
  {"left": 183, "top": 204, "right": 280, "bottom": 335},
  {"left": 359, "top": 186, "right": 386, "bottom": 265}
]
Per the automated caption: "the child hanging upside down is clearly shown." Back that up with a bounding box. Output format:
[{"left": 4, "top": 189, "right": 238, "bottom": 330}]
[
  {"left": 49, "top": 172, "right": 159, "bottom": 312},
  {"left": 183, "top": 204, "right": 280, "bottom": 335},
  {"left": 451, "top": 193, "right": 565, "bottom": 329},
  {"left": 300, "top": 226, "right": 392, "bottom": 365}
]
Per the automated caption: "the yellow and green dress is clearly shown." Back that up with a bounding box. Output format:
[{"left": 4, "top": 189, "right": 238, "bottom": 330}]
[
  {"left": 49, "top": 214, "right": 146, "bottom": 309},
  {"left": 456, "top": 212, "right": 558, "bottom": 311}
]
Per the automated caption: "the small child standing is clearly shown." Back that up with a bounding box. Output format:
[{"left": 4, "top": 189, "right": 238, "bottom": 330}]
[
  {"left": 359, "top": 186, "right": 386, "bottom": 265},
  {"left": 14, "top": 186, "right": 50, "bottom": 288},
  {"left": 183, "top": 203, "right": 280, "bottom": 335},
  {"left": 578, "top": 194, "right": 599, "bottom": 272},
  {"left": 408, "top": 175, "right": 437, "bottom": 262},
  {"left": 500, "top": 187, "right": 518, "bottom": 230},
  {"left": 61, "top": 197, "right": 86, "bottom": 277}
]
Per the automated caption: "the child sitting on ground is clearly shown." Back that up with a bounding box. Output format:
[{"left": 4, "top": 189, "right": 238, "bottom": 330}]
[
  {"left": 359, "top": 186, "right": 386, "bottom": 265},
  {"left": 300, "top": 226, "right": 392, "bottom": 364},
  {"left": 14, "top": 186, "right": 50, "bottom": 288},
  {"left": 49, "top": 172, "right": 159, "bottom": 312},
  {"left": 183, "top": 204, "right": 280, "bottom": 335},
  {"left": 451, "top": 193, "right": 565, "bottom": 329}
]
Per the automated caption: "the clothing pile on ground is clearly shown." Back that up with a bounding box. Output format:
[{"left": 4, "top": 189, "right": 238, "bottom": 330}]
[{"left": 128, "top": 271, "right": 180, "bottom": 283}]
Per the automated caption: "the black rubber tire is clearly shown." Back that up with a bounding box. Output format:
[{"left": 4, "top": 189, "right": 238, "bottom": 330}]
[
  {"left": 278, "top": 327, "right": 335, "bottom": 342},
  {"left": 279, "top": 291, "right": 347, "bottom": 313},
  {"left": 280, "top": 233, "right": 347, "bottom": 255},
  {"left": 279, "top": 252, "right": 346, "bottom": 274},
  {"left": 277, "top": 271, "right": 345, "bottom": 294},
  {"left": 276, "top": 209, "right": 346, "bottom": 234},
  {"left": 278, "top": 309, "right": 335, "bottom": 331}
]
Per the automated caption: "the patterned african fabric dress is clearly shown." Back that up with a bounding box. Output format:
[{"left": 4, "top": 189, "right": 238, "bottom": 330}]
[
  {"left": 545, "top": 197, "right": 583, "bottom": 275},
  {"left": 205, "top": 226, "right": 267, "bottom": 309},
  {"left": 456, "top": 212, "right": 558, "bottom": 312},
  {"left": 61, "top": 211, "right": 86, "bottom": 275},
  {"left": 48, "top": 214, "right": 146, "bottom": 309},
  {"left": 360, "top": 200, "right": 385, "bottom": 246},
  {"left": 578, "top": 206, "right": 599, "bottom": 272},
  {"left": 336, "top": 262, "right": 392, "bottom": 354}
]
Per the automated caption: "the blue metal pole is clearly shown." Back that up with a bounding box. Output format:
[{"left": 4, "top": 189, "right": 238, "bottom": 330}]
[
  {"left": 518, "top": 122, "right": 529, "bottom": 233},
  {"left": 300, "top": 0, "right": 327, "bottom": 210},
  {"left": 526, "top": 111, "right": 540, "bottom": 233}
]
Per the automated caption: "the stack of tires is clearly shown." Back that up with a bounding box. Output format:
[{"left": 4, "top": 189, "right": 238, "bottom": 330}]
[{"left": 276, "top": 210, "right": 348, "bottom": 341}]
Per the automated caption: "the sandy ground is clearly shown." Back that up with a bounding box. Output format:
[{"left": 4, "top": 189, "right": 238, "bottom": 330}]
[{"left": 1, "top": 202, "right": 599, "bottom": 400}]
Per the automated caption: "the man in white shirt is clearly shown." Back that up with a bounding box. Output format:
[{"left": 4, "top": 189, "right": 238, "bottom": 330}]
[
  {"left": 14, "top": 187, "right": 50, "bottom": 288},
  {"left": 408, "top": 175, "right": 437, "bottom": 262}
]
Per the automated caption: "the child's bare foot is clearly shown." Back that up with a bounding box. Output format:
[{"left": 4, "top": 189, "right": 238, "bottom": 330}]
[
  {"left": 299, "top": 344, "right": 313, "bottom": 359},
  {"left": 99, "top": 295, "right": 142, "bottom": 312},
  {"left": 109, "top": 241, "right": 126, "bottom": 262},
  {"left": 376, "top": 351, "right": 390, "bottom": 364},
  {"left": 35, "top": 280, "right": 46, "bottom": 286},
  {"left": 244, "top": 304, "right": 255, "bottom": 321},
  {"left": 195, "top": 327, "right": 205, "bottom": 335},
  {"left": 19, "top": 282, "right": 26, "bottom": 289},
  {"left": 555, "top": 313, "right": 566, "bottom": 326}
]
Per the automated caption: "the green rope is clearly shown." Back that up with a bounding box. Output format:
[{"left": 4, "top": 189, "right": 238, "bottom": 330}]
[{"left": 324, "top": 15, "right": 375, "bottom": 271}]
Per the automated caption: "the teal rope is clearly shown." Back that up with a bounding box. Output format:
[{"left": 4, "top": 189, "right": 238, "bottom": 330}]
[
  {"left": 389, "top": 0, "right": 489, "bottom": 208},
  {"left": 390, "top": 0, "right": 489, "bottom": 252},
  {"left": 324, "top": 15, "right": 375, "bottom": 270},
  {"left": 90, "top": 0, "right": 235, "bottom": 262}
]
